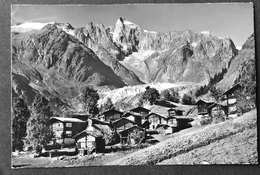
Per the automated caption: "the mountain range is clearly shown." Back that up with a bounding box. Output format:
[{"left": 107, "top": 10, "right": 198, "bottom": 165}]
[{"left": 11, "top": 17, "right": 254, "bottom": 112}]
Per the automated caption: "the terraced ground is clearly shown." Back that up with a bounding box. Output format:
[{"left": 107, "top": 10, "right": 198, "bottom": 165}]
[{"left": 107, "top": 109, "right": 258, "bottom": 165}]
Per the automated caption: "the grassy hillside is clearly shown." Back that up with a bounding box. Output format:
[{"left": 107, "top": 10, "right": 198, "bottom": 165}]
[{"left": 107, "top": 109, "right": 257, "bottom": 165}]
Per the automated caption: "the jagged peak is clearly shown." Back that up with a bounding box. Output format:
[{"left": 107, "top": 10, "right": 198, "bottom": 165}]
[
  {"left": 55, "top": 22, "right": 76, "bottom": 37},
  {"left": 115, "top": 17, "right": 139, "bottom": 29},
  {"left": 55, "top": 22, "right": 75, "bottom": 30}
]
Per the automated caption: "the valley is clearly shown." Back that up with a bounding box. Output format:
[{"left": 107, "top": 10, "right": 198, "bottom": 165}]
[{"left": 11, "top": 15, "right": 257, "bottom": 167}]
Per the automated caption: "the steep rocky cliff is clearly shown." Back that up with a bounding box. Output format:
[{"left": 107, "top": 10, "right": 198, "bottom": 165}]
[
  {"left": 11, "top": 18, "right": 245, "bottom": 112},
  {"left": 109, "top": 17, "right": 237, "bottom": 84},
  {"left": 217, "top": 33, "right": 255, "bottom": 90}
]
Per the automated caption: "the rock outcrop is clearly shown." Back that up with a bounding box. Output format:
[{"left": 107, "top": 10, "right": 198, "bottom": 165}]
[
  {"left": 109, "top": 17, "right": 237, "bottom": 84},
  {"left": 217, "top": 33, "right": 255, "bottom": 89}
]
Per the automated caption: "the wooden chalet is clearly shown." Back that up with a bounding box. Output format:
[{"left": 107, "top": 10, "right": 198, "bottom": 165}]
[
  {"left": 73, "top": 119, "right": 109, "bottom": 155},
  {"left": 221, "top": 84, "right": 242, "bottom": 118},
  {"left": 196, "top": 99, "right": 215, "bottom": 118},
  {"left": 100, "top": 109, "right": 123, "bottom": 122},
  {"left": 112, "top": 117, "right": 136, "bottom": 133},
  {"left": 145, "top": 112, "right": 167, "bottom": 130},
  {"left": 118, "top": 125, "right": 146, "bottom": 144},
  {"left": 49, "top": 117, "right": 87, "bottom": 139},
  {"left": 122, "top": 112, "right": 142, "bottom": 126},
  {"left": 129, "top": 106, "right": 150, "bottom": 117}
]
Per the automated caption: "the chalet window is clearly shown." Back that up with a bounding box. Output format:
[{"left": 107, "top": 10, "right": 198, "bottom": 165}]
[
  {"left": 168, "top": 111, "right": 176, "bottom": 117},
  {"left": 168, "top": 119, "right": 173, "bottom": 124},
  {"left": 66, "top": 123, "right": 72, "bottom": 127},
  {"left": 66, "top": 131, "right": 72, "bottom": 136}
]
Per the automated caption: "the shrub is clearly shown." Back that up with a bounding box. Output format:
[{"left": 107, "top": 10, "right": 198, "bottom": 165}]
[
  {"left": 181, "top": 93, "right": 195, "bottom": 105},
  {"left": 236, "top": 95, "right": 253, "bottom": 115},
  {"left": 161, "top": 88, "right": 180, "bottom": 103},
  {"left": 199, "top": 116, "right": 212, "bottom": 125},
  {"left": 212, "top": 111, "right": 225, "bottom": 124},
  {"left": 129, "top": 129, "right": 145, "bottom": 145}
]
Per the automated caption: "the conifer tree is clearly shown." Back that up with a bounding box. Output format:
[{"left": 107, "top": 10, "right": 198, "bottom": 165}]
[
  {"left": 81, "top": 87, "right": 99, "bottom": 115},
  {"left": 25, "top": 94, "right": 53, "bottom": 152},
  {"left": 12, "top": 96, "right": 30, "bottom": 151}
]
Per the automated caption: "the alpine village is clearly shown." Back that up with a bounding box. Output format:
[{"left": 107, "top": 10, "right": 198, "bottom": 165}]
[{"left": 11, "top": 17, "right": 257, "bottom": 167}]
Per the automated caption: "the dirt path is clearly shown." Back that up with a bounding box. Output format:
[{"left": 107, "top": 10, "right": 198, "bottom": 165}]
[{"left": 12, "top": 147, "right": 144, "bottom": 168}]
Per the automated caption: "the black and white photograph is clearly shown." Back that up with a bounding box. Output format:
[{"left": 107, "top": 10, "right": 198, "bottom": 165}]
[{"left": 10, "top": 3, "right": 257, "bottom": 168}]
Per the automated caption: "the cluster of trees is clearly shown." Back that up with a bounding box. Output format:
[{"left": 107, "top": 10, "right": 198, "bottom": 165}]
[
  {"left": 12, "top": 94, "right": 54, "bottom": 152},
  {"left": 99, "top": 97, "right": 114, "bottom": 113},
  {"left": 139, "top": 86, "right": 160, "bottom": 106},
  {"left": 138, "top": 86, "right": 197, "bottom": 106},
  {"left": 160, "top": 88, "right": 180, "bottom": 103},
  {"left": 12, "top": 86, "right": 101, "bottom": 152}
]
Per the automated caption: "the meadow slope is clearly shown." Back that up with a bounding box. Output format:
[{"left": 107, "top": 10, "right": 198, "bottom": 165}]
[{"left": 107, "top": 109, "right": 257, "bottom": 165}]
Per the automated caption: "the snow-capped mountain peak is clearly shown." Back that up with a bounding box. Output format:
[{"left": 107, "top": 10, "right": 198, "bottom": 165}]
[{"left": 11, "top": 22, "right": 54, "bottom": 33}]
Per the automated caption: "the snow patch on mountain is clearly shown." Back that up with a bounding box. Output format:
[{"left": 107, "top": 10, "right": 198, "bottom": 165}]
[
  {"left": 143, "top": 29, "right": 157, "bottom": 34},
  {"left": 11, "top": 22, "right": 54, "bottom": 33},
  {"left": 123, "top": 20, "right": 139, "bottom": 28},
  {"left": 235, "top": 45, "right": 242, "bottom": 50},
  {"left": 201, "top": 31, "right": 212, "bottom": 35},
  {"left": 56, "top": 23, "right": 76, "bottom": 37}
]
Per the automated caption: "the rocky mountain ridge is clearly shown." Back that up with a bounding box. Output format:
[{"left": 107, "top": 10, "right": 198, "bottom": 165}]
[{"left": 11, "top": 18, "right": 251, "bottom": 113}]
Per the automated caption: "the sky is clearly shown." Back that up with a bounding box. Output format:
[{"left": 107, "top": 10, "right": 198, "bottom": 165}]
[{"left": 11, "top": 3, "right": 254, "bottom": 47}]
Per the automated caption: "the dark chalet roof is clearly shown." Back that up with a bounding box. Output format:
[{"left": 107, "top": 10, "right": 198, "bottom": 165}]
[
  {"left": 123, "top": 111, "right": 142, "bottom": 118},
  {"left": 167, "top": 108, "right": 185, "bottom": 112},
  {"left": 208, "top": 102, "right": 227, "bottom": 109},
  {"left": 130, "top": 106, "right": 150, "bottom": 113},
  {"left": 196, "top": 99, "right": 215, "bottom": 105},
  {"left": 101, "top": 109, "right": 123, "bottom": 115},
  {"left": 222, "top": 84, "right": 242, "bottom": 96},
  {"left": 112, "top": 117, "right": 136, "bottom": 125},
  {"left": 49, "top": 117, "right": 86, "bottom": 124},
  {"left": 72, "top": 129, "right": 103, "bottom": 140},
  {"left": 145, "top": 112, "right": 166, "bottom": 119}
]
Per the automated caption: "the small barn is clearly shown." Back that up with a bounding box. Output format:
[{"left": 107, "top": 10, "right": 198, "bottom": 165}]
[
  {"left": 196, "top": 99, "right": 215, "bottom": 118},
  {"left": 129, "top": 106, "right": 150, "bottom": 117},
  {"left": 118, "top": 125, "right": 146, "bottom": 145},
  {"left": 73, "top": 130, "right": 105, "bottom": 155},
  {"left": 73, "top": 119, "right": 108, "bottom": 155},
  {"left": 100, "top": 109, "right": 123, "bottom": 122}
]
